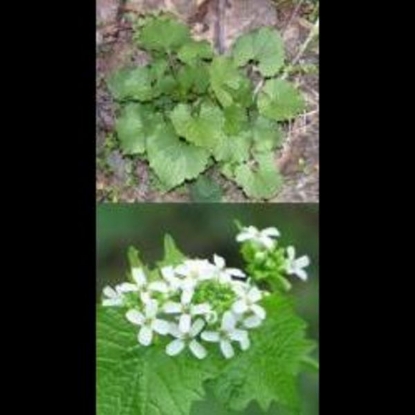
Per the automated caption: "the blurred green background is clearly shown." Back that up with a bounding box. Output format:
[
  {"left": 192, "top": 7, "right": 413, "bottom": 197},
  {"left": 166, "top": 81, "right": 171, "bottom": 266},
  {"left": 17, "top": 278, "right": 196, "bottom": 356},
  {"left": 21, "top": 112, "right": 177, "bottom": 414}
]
[{"left": 97, "top": 204, "right": 319, "bottom": 415}]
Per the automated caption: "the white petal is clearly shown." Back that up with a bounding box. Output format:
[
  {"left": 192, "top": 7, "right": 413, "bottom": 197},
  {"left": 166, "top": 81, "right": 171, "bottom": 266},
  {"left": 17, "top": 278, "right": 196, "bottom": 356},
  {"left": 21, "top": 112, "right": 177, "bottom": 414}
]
[
  {"left": 166, "top": 339, "right": 185, "bottom": 356},
  {"left": 232, "top": 300, "right": 248, "bottom": 315},
  {"left": 138, "top": 326, "right": 153, "bottom": 346},
  {"left": 260, "top": 236, "right": 275, "bottom": 250},
  {"left": 152, "top": 319, "right": 170, "bottom": 335},
  {"left": 181, "top": 288, "right": 194, "bottom": 304},
  {"left": 132, "top": 268, "right": 146, "bottom": 286},
  {"left": 231, "top": 283, "right": 247, "bottom": 297},
  {"left": 227, "top": 268, "right": 246, "bottom": 278},
  {"left": 237, "top": 332, "right": 250, "bottom": 350},
  {"left": 217, "top": 273, "right": 232, "bottom": 284},
  {"left": 144, "top": 300, "right": 158, "bottom": 318},
  {"left": 262, "top": 227, "right": 280, "bottom": 237},
  {"left": 251, "top": 304, "right": 266, "bottom": 320},
  {"left": 102, "top": 298, "right": 122, "bottom": 307},
  {"left": 191, "top": 303, "right": 211, "bottom": 316},
  {"left": 161, "top": 266, "right": 175, "bottom": 280},
  {"left": 295, "top": 255, "right": 310, "bottom": 269},
  {"left": 286, "top": 246, "right": 295, "bottom": 260},
  {"left": 140, "top": 292, "right": 153, "bottom": 304},
  {"left": 126, "top": 309, "right": 144, "bottom": 325},
  {"left": 222, "top": 311, "right": 236, "bottom": 331},
  {"left": 248, "top": 287, "right": 262, "bottom": 303},
  {"left": 201, "top": 331, "right": 220, "bottom": 342},
  {"left": 117, "top": 282, "right": 138, "bottom": 293},
  {"left": 220, "top": 340, "right": 235, "bottom": 359},
  {"left": 169, "top": 323, "right": 183, "bottom": 339},
  {"left": 179, "top": 313, "right": 192, "bottom": 333},
  {"left": 236, "top": 233, "right": 250, "bottom": 242},
  {"left": 148, "top": 281, "right": 168, "bottom": 293},
  {"left": 103, "top": 286, "right": 116, "bottom": 298},
  {"left": 231, "top": 329, "right": 250, "bottom": 350},
  {"left": 175, "top": 263, "right": 190, "bottom": 276},
  {"left": 295, "top": 268, "right": 308, "bottom": 281},
  {"left": 189, "top": 340, "right": 207, "bottom": 359},
  {"left": 190, "top": 318, "right": 205, "bottom": 337},
  {"left": 230, "top": 329, "right": 247, "bottom": 343},
  {"left": 163, "top": 302, "right": 182, "bottom": 314},
  {"left": 213, "top": 254, "right": 225, "bottom": 269},
  {"left": 243, "top": 315, "right": 262, "bottom": 328}
]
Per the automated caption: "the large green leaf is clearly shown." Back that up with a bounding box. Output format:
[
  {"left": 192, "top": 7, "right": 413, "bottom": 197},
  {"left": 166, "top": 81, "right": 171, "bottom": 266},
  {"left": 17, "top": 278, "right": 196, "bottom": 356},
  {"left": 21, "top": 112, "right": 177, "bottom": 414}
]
[
  {"left": 212, "top": 131, "right": 251, "bottom": 164},
  {"left": 108, "top": 68, "right": 155, "bottom": 102},
  {"left": 137, "top": 15, "right": 191, "bottom": 52},
  {"left": 177, "top": 40, "right": 214, "bottom": 66},
  {"left": 190, "top": 176, "right": 223, "bottom": 203},
  {"left": 234, "top": 153, "right": 283, "bottom": 199},
  {"left": 97, "top": 308, "right": 220, "bottom": 415},
  {"left": 177, "top": 64, "right": 210, "bottom": 96},
  {"left": 251, "top": 116, "right": 283, "bottom": 153},
  {"left": 232, "top": 27, "right": 285, "bottom": 77},
  {"left": 170, "top": 103, "right": 225, "bottom": 149},
  {"left": 115, "top": 104, "right": 161, "bottom": 155},
  {"left": 147, "top": 122, "right": 210, "bottom": 190},
  {"left": 209, "top": 57, "right": 251, "bottom": 108},
  {"left": 258, "top": 79, "right": 304, "bottom": 121},
  {"left": 211, "top": 295, "right": 313, "bottom": 413}
]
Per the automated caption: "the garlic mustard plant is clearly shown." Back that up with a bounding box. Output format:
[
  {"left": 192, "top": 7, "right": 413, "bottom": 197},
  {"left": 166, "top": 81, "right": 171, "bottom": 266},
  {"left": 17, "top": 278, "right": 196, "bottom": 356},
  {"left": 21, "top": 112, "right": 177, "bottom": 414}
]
[{"left": 98, "top": 225, "right": 318, "bottom": 415}]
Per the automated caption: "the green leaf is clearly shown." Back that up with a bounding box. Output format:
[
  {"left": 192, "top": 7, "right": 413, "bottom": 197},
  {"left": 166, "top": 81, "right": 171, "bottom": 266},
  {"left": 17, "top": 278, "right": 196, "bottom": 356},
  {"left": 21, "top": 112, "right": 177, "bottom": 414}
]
[
  {"left": 251, "top": 116, "right": 283, "bottom": 153},
  {"left": 178, "top": 40, "right": 214, "bottom": 66},
  {"left": 258, "top": 79, "right": 304, "bottom": 121},
  {"left": 300, "top": 355, "right": 320, "bottom": 373},
  {"left": 157, "top": 234, "right": 187, "bottom": 267},
  {"left": 97, "top": 308, "right": 219, "bottom": 415},
  {"left": 232, "top": 27, "right": 285, "bottom": 77},
  {"left": 213, "top": 131, "right": 251, "bottom": 164},
  {"left": 223, "top": 105, "right": 249, "bottom": 136},
  {"left": 220, "top": 162, "right": 237, "bottom": 180},
  {"left": 150, "top": 59, "right": 169, "bottom": 80},
  {"left": 234, "top": 153, "right": 283, "bottom": 199},
  {"left": 211, "top": 295, "right": 312, "bottom": 413},
  {"left": 115, "top": 104, "right": 161, "bottom": 155},
  {"left": 155, "top": 75, "right": 178, "bottom": 97},
  {"left": 127, "top": 246, "right": 144, "bottom": 268},
  {"left": 170, "top": 103, "right": 225, "bottom": 149},
  {"left": 137, "top": 15, "right": 191, "bottom": 52},
  {"left": 108, "top": 68, "right": 154, "bottom": 101},
  {"left": 177, "top": 64, "right": 210, "bottom": 95},
  {"left": 209, "top": 57, "right": 250, "bottom": 108},
  {"left": 147, "top": 122, "right": 210, "bottom": 190},
  {"left": 190, "top": 176, "right": 223, "bottom": 202}
]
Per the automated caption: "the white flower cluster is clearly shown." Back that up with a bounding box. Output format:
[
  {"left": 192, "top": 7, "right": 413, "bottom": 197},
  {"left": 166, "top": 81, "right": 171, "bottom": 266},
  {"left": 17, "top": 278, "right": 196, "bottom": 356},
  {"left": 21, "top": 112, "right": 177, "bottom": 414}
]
[
  {"left": 102, "top": 255, "right": 267, "bottom": 360},
  {"left": 236, "top": 225, "right": 310, "bottom": 281}
]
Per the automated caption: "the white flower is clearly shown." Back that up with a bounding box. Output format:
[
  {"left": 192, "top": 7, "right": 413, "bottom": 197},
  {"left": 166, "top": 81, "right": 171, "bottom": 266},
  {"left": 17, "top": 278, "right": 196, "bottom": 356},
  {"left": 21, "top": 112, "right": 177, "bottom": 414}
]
[
  {"left": 285, "top": 246, "right": 310, "bottom": 281},
  {"left": 160, "top": 266, "right": 182, "bottom": 292},
  {"left": 163, "top": 291, "right": 211, "bottom": 334},
  {"left": 119, "top": 267, "right": 169, "bottom": 303},
  {"left": 201, "top": 311, "right": 250, "bottom": 359},
  {"left": 126, "top": 300, "right": 170, "bottom": 346},
  {"left": 102, "top": 285, "right": 125, "bottom": 307},
  {"left": 175, "top": 259, "right": 215, "bottom": 298},
  {"left": 236, "top": 226, "right": 280, "bottom": 250},
  {"left": 212, "top": 254, "right": 246, "bottom": 283},
  {"left": 232, "top": 285, "right": 266, "bottom": 322},
  {"left": 165, "top": 318, "right": 207, "bottom": 359}
]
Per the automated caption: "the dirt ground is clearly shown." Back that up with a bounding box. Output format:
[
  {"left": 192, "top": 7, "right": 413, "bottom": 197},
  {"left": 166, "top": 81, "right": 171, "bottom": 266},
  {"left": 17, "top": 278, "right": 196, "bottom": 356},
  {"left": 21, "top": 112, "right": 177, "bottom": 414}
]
[{"left": 96, "top": 0, "right": 319, "bottom": 203}]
